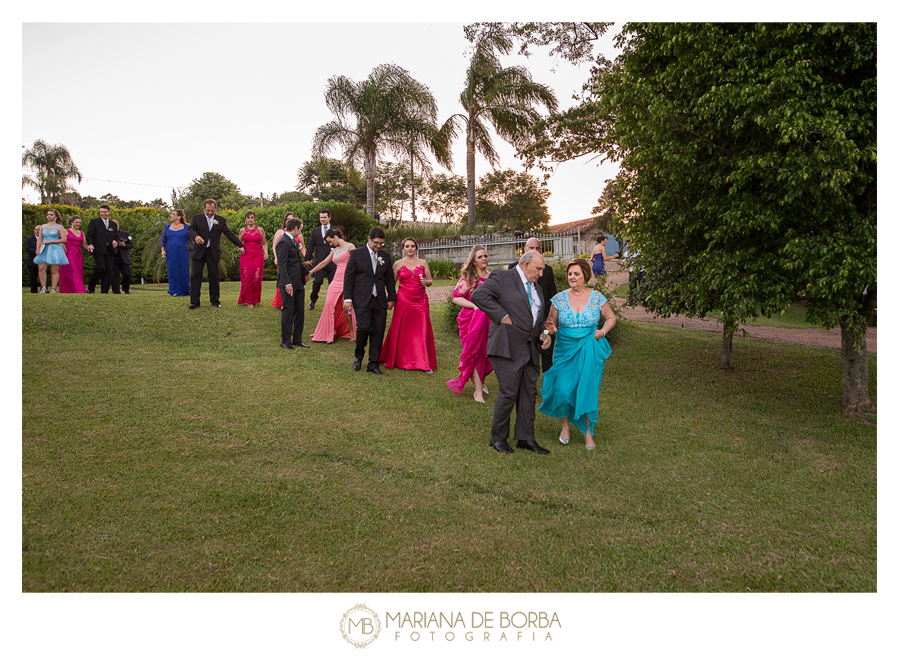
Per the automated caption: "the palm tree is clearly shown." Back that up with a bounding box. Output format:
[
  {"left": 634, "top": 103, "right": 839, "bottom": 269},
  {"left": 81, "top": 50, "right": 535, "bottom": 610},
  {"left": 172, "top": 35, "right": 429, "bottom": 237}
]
[
  {"left": 312, "top": 63, "right": 452, "bottom": 220},
  {"left": 22, "top": 139, "right": 83, "bottom": 204},
  {"left": 448, "top": 32, "right": 558, "bottom": 230}
]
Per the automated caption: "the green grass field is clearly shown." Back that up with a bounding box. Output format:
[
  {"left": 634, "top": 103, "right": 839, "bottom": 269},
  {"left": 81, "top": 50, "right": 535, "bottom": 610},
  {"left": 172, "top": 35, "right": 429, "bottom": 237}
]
[{"left": 21, "top": 282, "right": 876, "bottom": 592}]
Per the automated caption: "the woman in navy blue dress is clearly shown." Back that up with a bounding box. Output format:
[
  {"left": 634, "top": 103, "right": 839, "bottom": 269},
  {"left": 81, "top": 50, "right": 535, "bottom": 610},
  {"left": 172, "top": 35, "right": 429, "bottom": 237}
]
[{"left": 161, "top": 209, "right": 190, "bottom": 296}]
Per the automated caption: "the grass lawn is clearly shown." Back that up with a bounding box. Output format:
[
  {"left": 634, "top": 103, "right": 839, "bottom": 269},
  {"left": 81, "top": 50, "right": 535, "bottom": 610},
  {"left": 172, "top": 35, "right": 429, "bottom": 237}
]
[{"left": 22, "top": 281, "right": 876, "bottom": 592}]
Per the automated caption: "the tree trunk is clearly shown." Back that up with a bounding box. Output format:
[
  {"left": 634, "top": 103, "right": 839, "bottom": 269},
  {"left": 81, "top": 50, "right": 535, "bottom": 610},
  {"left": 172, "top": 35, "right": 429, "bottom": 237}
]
[
  {"left": 365, "top": 150, "right": 376, "bottom": 220},
  {"left": 466, "top": 124, "right": 477, "bottom": 231},
  {"left": 409, "top": 150, "right": 416, "bottom": 221},
  {"left": 840, "top": 316, "right": 874, "bottom": 422},
  {"left": 721, "top": 320, "right": 735, "bottom": 370}
]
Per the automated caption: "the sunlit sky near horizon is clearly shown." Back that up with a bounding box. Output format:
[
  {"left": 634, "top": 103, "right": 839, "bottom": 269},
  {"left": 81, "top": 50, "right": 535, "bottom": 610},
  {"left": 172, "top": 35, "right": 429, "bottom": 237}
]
[{"left": 21, "top": 22, "right": 622, "bottom": 225}]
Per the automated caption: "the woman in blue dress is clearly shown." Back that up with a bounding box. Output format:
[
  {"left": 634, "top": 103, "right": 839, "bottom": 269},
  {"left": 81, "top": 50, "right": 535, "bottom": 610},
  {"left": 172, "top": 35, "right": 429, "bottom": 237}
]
[
  {"left": 539, "top": 258, "right": 617, "bottom": 450},
  {"left": 160, "top": 209, "right": 190, "bottom": 296},
  {"left": 590, "top": 234, "right": 618, "bottom": 278},
  {"left": 33, "top": 208, "right": 69, "bottom": 293}
]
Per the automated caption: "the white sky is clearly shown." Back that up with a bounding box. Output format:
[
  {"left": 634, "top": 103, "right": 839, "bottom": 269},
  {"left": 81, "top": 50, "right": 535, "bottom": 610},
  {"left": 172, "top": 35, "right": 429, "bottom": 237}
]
[{"left": 21, "top": 22, "right": 622, "bottom": 224}]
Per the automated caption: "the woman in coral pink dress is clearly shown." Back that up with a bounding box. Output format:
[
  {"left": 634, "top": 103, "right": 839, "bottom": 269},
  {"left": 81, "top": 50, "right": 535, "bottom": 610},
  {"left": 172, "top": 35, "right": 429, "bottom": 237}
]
[
  {"left": 308, "top": 228, "right": 356, "bottom": 343},
  {"left": 59, "top": 215, "right": 88, "bottom": 293},
  {"left": 271, "top": 213, "right": 304, "bottom": 308},
  {"left": 380, "top": 238, "right": 436, "bottom": 372},
  {"left": 446, "top": 244, "right": 493, "bottom": 403},
  {"left": 237, "top": 211, "right": 268, "bottom": 306}
]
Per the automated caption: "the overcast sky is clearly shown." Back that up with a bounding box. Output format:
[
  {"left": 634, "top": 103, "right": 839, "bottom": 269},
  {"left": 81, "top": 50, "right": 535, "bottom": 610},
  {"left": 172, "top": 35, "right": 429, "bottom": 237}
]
[{"left": 21, "top": 22, "right": 622, "bottom": 224}]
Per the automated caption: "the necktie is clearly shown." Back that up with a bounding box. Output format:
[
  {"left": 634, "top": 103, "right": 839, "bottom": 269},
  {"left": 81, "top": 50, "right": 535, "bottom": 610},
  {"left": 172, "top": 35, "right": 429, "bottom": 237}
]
[
  {"left": 526, "top": 281, "right": 534, "bottom": 307},
  {"left": 370, "top": 250, "right": 378, "bottom": 296}
]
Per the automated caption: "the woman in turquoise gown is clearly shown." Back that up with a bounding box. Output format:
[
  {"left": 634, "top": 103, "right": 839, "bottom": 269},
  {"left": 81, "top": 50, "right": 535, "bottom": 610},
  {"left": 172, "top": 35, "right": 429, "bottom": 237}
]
[{"left": 539, "top": 258, "right": 617, "bottom": 449}]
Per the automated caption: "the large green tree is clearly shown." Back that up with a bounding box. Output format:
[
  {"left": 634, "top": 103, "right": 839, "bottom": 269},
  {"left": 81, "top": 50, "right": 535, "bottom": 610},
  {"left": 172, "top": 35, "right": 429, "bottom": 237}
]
[
  {"left": 22, "top": 139, "right": 83, "bottom": 204},
  {"left": 174, "top": 172, "right": 249, "bottom": 216},
  {"left": 475, "top": 169, "right": 551, "bottom": 232},
  {"left": 526, "top": 23, "right": 876, "bottom": 419},
  {"left": 449, "top": 30, "right": 558, "bottom": 230},
  {"left": 297, "top": 157, "right": 366, "bottom": 207},
  {"left": 312, "top": 63, "right": 452, "bottom": 219}
]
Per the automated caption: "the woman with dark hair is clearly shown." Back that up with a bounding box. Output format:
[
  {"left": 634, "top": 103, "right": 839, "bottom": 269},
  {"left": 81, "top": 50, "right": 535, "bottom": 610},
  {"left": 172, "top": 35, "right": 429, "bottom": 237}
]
[
  {"left": 59, "top": 215, "right": 88, "bottom": 293},
  {"left": 271, "top": 212, "right": 304, "bottom": 308},
  {"left": 33, "top": 208, "right": 69, "bottom": 293},
  {"left": 237, "top": 210, "right": 267, "bottom": 307},
  {"left": 446, "top": 244, "right": 493, "bottom": 403},
  {"left": 161, "top": 209, "right": 191, "bottom": 296},
  {"left": 539, "top": 258, "right": 616, "bottom": 450},
  {"left": 308, "top": 227, "right": 357, "bottom": 343},
  {"left": 380, "top": 237, "right": 437, "bottom": 372},
  {"left": 590, "top": 234, "right": 619, "bottom": 278}
]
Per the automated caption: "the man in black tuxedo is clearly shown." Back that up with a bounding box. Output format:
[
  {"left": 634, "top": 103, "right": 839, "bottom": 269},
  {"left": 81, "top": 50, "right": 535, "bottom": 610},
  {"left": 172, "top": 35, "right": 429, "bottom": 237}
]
[
  {"left": 508, "top": 237, "right": 557, "bottom": 373},
  {"left": 85, "top": 204, "right": 118, "bottom": 293},
  {"left": 187, "top": 199, "right": 245, "bottom": 308},
  {"left": 305, "top": 209, "right": 337, "bottom": 311},
  {"left": 110, "top": 220, "right": 134, "bottom": 294},
  {"left": 24, "top": 226, "right": 40, "bottom": 293},
  {"left": 472, "top": 251, "right": 552, "bottom": 455},
  {"left": 275, "top": 218, "right": 311, "bottom": 349},
  {"left": 342, "top": 227, "right": 396, "bottom": 375}
]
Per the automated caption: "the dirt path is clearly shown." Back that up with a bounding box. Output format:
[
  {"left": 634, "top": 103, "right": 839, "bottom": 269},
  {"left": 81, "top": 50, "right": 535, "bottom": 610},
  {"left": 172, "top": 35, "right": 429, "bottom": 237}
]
[{"left": 427, "top": 264, "right": 876, "bottom": 354}]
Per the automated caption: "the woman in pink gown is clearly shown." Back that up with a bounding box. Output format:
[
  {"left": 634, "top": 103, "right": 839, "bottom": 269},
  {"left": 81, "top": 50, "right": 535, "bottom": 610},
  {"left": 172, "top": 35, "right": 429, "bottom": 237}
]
[
  {"left": 271, "top": 213, "right": 305, "bottom": 308},
  {"left": 237, "top": 211, "right": 268, "bottom": 306},
  {"left": 308, "top": 228, "right": 356, "bottom": 343},
  {"left": 446, "top": 244, "right": 493, "bottom": 403},
  {"left": 380, "top": 237, "right": 437, "bottom": 372},
  {"left": 59, "top": 215, "right": 88, "bottom": 293}
]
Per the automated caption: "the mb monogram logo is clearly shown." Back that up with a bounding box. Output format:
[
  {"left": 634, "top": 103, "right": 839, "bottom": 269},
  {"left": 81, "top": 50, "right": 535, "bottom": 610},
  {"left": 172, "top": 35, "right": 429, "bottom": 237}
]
[{"left": 339, "top": 604, "right": 382, "bottom": 648}]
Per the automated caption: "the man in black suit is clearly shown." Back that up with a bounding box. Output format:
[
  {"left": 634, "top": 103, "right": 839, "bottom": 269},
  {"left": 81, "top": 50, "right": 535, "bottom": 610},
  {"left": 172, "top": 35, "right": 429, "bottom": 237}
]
[
  {"left": 275, "top": 218, "right": 311, "bottom": 349},
  {"left": 24, "top": 226, "right": 40, "bottom": 293},
  {"left": 342, "top": 226, "right": 396, "bottom": 375},
  {"left": 110, "top": 220, "right": 134, "bottom": 294},
  {"left": 186, "top": 199, "right": 245, "bottom": 308},
  {"left": 472, "top": 251, "right": 552, "bottom": 455},
  {"left": 85, "top": 204, "right": 118, "bottom": 293},
  {"left": 305, "top": 209, "right": 337, "bottom": 311},
  {"left": 508, "top": 237, "right": 557, "bottom": 373}
]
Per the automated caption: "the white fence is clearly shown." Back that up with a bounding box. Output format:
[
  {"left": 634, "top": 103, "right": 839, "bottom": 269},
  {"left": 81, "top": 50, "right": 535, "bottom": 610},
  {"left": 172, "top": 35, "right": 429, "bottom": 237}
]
[{"left": 388, "top": 230, "right": 591, "bottom": 265}]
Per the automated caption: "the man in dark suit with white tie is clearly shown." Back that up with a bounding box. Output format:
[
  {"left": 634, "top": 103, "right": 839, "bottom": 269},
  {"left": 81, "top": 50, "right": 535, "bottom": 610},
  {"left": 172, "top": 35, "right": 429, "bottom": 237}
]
[
  {"left": 275, "top": 218, "right": 311, "bottom": 349},
  {"left": 472, "top": 251, "right": 552, "bottom": 455},
  {"left": 85, "top": 204, "right": 118, "bottom": 293},
  {"left": 342, "top": 227, "right": 396, "bottom": 375},
  {"left": 305, "top": 209, "right": 337, "bottom": 311},
  {"left": 186, "top": 199, "right": 245, "bottom": 308}
]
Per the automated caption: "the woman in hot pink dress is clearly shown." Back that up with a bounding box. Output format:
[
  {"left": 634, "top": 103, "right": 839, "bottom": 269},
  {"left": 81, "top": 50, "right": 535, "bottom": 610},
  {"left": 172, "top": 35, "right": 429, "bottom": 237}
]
[
  {"left": 446, "top": 244, "right": 493, "bottom": 403},
  {"left": 380, "top": 237, "right": 437, "bottom": 372},
  {"left": 59, "top": 215, "right": 88, "bottom": 293},
  {"left": 237, "top": 211, "right": 267, "bottom": 306},
  {"left": 308, "top": 228, "right": 356, "bottom": 343},
  {"left": 271, "top": 213, "right": 304, "bottom": 308}
]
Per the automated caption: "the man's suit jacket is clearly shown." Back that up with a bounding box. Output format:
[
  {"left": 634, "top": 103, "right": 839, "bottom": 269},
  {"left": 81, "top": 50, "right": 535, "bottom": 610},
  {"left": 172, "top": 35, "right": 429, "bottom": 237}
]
[
  {"left": 25, "top": 236, "right": 37, "bottom": 267},
  {"left": 187, "top": 213, "right": 243, "bottom": 261},
  {"left": 508, "top": 261, "right": 556, "bottom": 323},
  {"left": 305, "top": 224, "right": 333, "bottom": 266},
  {"left": 113, "top": 229, "right": 134, "bottom": 265},
  {"left": 275, "top": 233, "right": 309, "bottom": 289},
  {"left": 471, "top": 267, "right": 545, "bottom": 369},
  {"left": 86, "top": 217, "right": 117, "bottom": 254},
  {"left": 343, "top": 246, "right": 397, "bottom": 310}
]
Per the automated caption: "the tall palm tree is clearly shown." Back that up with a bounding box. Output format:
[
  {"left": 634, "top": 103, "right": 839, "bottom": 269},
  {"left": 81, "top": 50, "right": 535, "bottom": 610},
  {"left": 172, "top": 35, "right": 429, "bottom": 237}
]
[
  {"left": 312, "top": 63, "right": 452, "bottom": 220},
  {"left": 448, "top": 32, "right": 558, "bottom": 230},
  {"left": 22, "top": 139, "right": 83, "bottom": 204}
]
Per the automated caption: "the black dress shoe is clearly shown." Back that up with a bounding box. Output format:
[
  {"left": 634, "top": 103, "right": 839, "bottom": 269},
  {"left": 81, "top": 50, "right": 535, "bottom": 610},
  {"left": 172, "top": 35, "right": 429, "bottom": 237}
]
[
  {"left": 189, "top": 304, "right": 200, "bottom": 309},
  {"left": 212, "top": 303, "right": 222, "bottom": 308},
  {"left": 517, "top": 440, "right": 550, "bottom": 455},
  {"left": 367, "top": 367, "right": 386, "bottom": 375},
  {"left": 352, "top": 358, "right": 362, "bottom": 371},
  {"left": 292, "top": 342, "right": 311, "bottom": 348},
  {"left": 490, "top": 440, "right": 514, "bottom": 454},
  {"left": 308, "top": 302, "right": 315, "bottom": 311},
  {"left": 281, "top": 343, "right": 295, "bottom": 350}
]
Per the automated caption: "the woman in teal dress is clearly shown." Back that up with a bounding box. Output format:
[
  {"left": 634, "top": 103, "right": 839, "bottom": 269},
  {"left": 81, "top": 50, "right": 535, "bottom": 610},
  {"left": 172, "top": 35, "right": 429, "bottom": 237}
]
[
  {"left": 33, "top": 208, "right": 69, "bottom": 293},
  {"left": 539, "top": 258, "right": 617, "bottom": 449}
]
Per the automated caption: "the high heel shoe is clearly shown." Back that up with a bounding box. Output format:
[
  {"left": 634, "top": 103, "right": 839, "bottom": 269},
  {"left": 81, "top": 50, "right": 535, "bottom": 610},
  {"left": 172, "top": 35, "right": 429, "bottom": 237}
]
[
  {"left": 482, "top": 386, "right": 488, "bottom": 395},
  {"left": 585, "top": 435, "right": 595, "bottom": 450},
  {"left": 473, "top": 393, "right": 485, "bottom": 404},
  {"left": 559, "top": 433, "right": 570, "bottom": 445}
]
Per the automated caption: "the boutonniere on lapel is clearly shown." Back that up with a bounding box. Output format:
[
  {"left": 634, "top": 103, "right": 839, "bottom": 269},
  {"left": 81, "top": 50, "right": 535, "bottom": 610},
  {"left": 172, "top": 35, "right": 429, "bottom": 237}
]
[
  {"left": 125, "top": 235, "right": 131, "bottom": 241},
  {"left": 211, "top": 219, "right": 219, "bottom": 228},
  {"left": 376, "top": 256, "right": 385, "bottom": 267}
]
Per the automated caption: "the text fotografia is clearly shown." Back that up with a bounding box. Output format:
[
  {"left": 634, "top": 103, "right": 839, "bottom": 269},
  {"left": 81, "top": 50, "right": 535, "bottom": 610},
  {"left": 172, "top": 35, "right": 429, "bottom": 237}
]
[{"left": 387, "top": 611, "right": 560, "bottom": 642}]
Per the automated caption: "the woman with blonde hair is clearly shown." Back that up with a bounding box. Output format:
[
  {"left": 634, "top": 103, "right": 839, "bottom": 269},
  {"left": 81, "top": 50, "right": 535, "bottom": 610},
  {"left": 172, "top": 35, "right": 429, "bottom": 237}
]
[
  {"left": 33, "top": 208, "right": 69, "bottom": 293},
  {"left": 59, "top": 215, "right": 88, "bottom": 293},
  {"left": 446, "top": 244, "right": 493, "bottom": 402}
]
